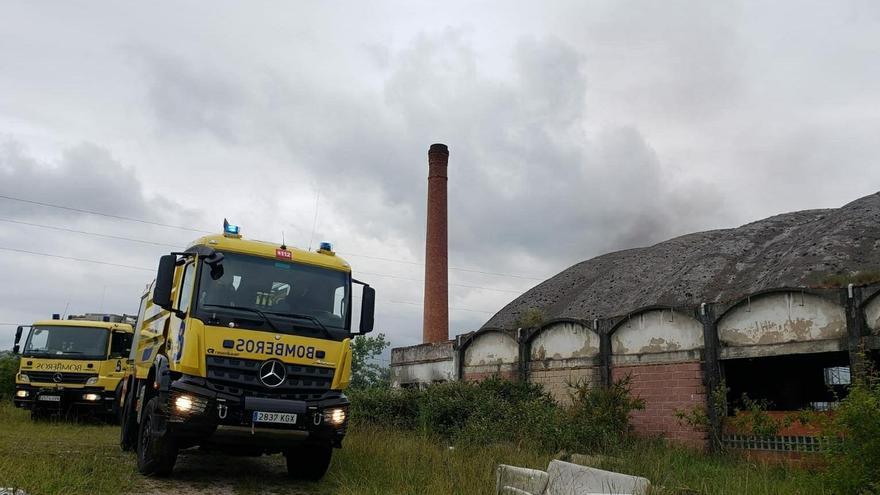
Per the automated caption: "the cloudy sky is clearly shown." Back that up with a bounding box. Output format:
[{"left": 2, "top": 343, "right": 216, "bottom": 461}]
[{"left": 2, "top": 1, "right": 879, "bottom": 350}]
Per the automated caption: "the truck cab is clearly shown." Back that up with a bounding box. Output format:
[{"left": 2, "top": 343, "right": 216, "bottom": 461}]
[
  {"left": 12, "top": 314, "right": 135, "bottom": 420},
  {"left": 119, "top": 223, "right": 375, "bottom": 480}
]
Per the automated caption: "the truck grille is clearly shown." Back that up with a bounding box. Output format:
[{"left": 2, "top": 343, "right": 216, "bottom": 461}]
[
  {"left": 26, "top": 371, "right": 95, "bottom": 384},
  {"left": 206, "top": 356, "right": 335, "bottom": 401}
]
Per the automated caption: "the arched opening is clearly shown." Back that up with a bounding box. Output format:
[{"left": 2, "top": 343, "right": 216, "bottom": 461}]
[
  {"left": 716, "top": 290, "right": 850, "bottom": 448},
  {"left": 608, "top": 308, "right": 706, "bottom": 448},
  {"left": 461, "top": 330, "right": 519, "bottom": 382},
  {"left": 527, "top": 320, "right": 599, "bottom": 403}
]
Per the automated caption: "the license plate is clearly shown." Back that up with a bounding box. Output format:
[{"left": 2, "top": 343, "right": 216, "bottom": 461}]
[
  {"left": 252, "top": 411, "right": 297, "bottom": 424},
  {"left": 38, "top": 395, "right": 61, "bottom": 402}
]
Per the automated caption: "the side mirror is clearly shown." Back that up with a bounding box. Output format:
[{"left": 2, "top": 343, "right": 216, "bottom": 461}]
[
  {"left": 203, "top": 251, "right": 225, "bottom": 280},
  {"left": 359, "top": 286, "right": 375, "bottom": 335},
  {"left": 12, "top": 325, "right": 24, "bottom": 354},
  {"left": 204, "top": 252, "right": 225, "bottom": 265},
  {"left": 153, "top": 254, "right": 177, "bottom": 310}
]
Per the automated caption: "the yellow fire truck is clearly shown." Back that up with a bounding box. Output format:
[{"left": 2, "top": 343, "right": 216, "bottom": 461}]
[
  {"left": 118, "top": 221, "right": 374, "bottom": 479},
  {"left": 13, "top": 313, "right": 135, "bottom": 420}
]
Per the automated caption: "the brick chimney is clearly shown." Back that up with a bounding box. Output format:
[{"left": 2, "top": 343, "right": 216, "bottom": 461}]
[{"left": 423, "top": 143, "right": 449, "bottom": 343}]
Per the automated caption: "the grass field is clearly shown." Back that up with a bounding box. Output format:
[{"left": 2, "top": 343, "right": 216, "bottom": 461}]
[{"left": 0, "top": 402, "right": 839, "bottom": 495}]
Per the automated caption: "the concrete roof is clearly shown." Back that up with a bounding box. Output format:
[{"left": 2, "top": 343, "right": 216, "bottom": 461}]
[{"left": 483, "top": 191, "right": 880, "bottom": 330}]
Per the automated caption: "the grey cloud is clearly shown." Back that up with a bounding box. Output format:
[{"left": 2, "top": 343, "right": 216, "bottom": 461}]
[
  {"left": 378, "top": 33, "right": 729, "bottom": 268},
  {"left": 131, "top": 29, "right": 731, "bottom": 282},
  {"left": 513, "top": 36, "right": 587, "bottom": 127},
  {"left": 578, "top": 1, "right": 745, "bottom": 124},
  {"left": 0, "top": 140, "right": 206, "bottom": 348},
  {"left": 0, "top": 139, "right": 199, "bottom": 228},
  {"left": 134, "top": 51, "right": 250, "bottom": 143},
  {"left": 4, "top": 2, "right": 874, "bottom": 347}
]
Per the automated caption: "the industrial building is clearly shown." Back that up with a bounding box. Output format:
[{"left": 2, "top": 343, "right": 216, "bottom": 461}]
[{"left": 391, "top": 147, "right": 880, "bottom": 457}]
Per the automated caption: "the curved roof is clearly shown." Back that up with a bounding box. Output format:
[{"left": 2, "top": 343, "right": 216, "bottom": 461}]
[{"left": 484, "top": 192, "right": 880, "bottom": 330}]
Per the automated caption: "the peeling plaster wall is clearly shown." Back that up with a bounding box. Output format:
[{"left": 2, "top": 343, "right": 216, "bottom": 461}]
[
  {"left": 530, "top": 322, "right": 599, "bottom": 361},
  {"left": 390, "top": 340, "right": 458, "bottom": 387},
  {"left": 391, "top": 360, "right": 457, "bottom": 386},
  {"left": 865, "top": 295, "right": 880, "bottom": 335},
  {"left": 611, "top": 310, "right": 704, "bottom": 365},
  {"left": 528, "top": 322, "right": 599, "bottom": 403},
  {"left": 462, "top": 332, "right": 519, "bottom": 379},
  {"left": 718, "top": 292, "right": 846, "bottom": 350}
]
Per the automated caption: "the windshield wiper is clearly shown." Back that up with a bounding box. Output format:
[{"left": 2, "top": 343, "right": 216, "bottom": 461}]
[
  {"left": 201, "top": 304, "right": 281, "bottom": 333},
  {"left": 262, "top": 310, "right": 334, "bottom": 340}
]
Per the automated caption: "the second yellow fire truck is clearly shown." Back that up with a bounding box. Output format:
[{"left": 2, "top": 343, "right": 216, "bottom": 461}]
[{"left": 13, "top": 313, "right": 135, "bottom": 420}]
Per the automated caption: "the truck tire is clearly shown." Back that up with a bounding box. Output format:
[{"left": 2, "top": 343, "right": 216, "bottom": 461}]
[
  {"left": 119, "top": 380, "right": 138, "bottom": 451},
  {"left": 285, "top": 444, "right": 332, "bottom": 480},
  {"left": 109, "top": 382, "right": 123, "bottom": 424},
  {"left": 137, "top": 396, "right": 178, "bottom": 476},
  {"left": 30, "top": 406, "right": 49, "bottom": 422}
]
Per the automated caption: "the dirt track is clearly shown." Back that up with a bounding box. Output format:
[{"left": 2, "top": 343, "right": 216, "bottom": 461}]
[{"left": 138, "top": 450, "right": 320, "bottom": 495}]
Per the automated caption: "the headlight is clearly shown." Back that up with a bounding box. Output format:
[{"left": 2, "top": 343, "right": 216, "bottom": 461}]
[
  {"left": 324, "top": 407, "right": 347, "bottom": 426},
  {"left": 15, "top": 390, "right": 29, "bottom": 398},
  {"left": 174, "top": 395, "right": 194, "bottom": 412},
  {"left": 18, "top": 373, "right": 29, "bottom": 383},
  {"left": 172, "top": 393, "right": 207, "bottom": 415},
  {"left": 82, "top": 393, "right": 101, "bottom": 401},
  {"left": 85, "top": 376, "right": 99, "bottom": 385}
]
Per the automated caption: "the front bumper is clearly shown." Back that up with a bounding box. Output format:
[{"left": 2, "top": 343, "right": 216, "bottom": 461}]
[
  {"left": 160, "top": 375, "right": 349, "bottom": 449},
  {"left": 13, "top": 385, "right": 116, "bottom": 413}
]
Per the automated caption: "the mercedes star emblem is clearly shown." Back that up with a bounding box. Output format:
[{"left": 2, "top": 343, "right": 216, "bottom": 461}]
[
  {"left": 259, "top": 359, "right": 286, "bottom": 388},
  {"left": 52, "top": 372, "right": 63, "bottom": 383}
]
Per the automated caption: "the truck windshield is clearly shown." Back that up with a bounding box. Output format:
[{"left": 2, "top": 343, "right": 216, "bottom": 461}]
[
  {"left": 194, "top": 252, "right": 350, "bottom": 337},
  {"left": 22, "top": 325, "right": 109, "bottom": 360}
]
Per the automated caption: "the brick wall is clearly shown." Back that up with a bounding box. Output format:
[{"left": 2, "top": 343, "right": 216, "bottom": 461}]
[
  {"left": 612, "top": 361, "right": 707, "bottom": 450},
  {"left": 529, "top": 366, "right": 597, "bottom": 404}
]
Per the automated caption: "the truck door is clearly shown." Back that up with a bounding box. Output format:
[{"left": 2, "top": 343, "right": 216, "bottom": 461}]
[{"left": 168, "top": 260, "right": 196, "bottom": 367}]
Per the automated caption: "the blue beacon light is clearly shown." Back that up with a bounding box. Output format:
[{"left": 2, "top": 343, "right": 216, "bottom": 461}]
[
  {"left": 222, "top": 218, "right": 241, "bottom": 237},
  {"left": 319, "top": 242, "right": 332, "bottom": 252}
]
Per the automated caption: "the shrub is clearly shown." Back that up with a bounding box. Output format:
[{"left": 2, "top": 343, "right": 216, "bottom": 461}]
[
  {"left": 728, "top": 394, "right": 790, "bottom": 438},
  {"left": 515, "top": 308, "right": 545, "bottom": 328},
  {"left": 348, "top": 386, "right": 421, "bottom": 428},
  {"left": 348, "top": 375, "right": 645, "bottom": 454},
  {"left": 416, "top": 377, "right": 555, "bottom": 444},
  {"left": 416, "top": 380, "right": 485, "bottom": 438},
  {"left": 564, "top": 376, "right": 645, "bottom": 451},
  {"left": 822, "top": 367, "right": 880, "bottom": 493},
  {"left": 0, "top": 353, "right": 20, "bottom": 401},
  {"left": 675, "top": 380, "right": 726, "bottom": 449}
]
